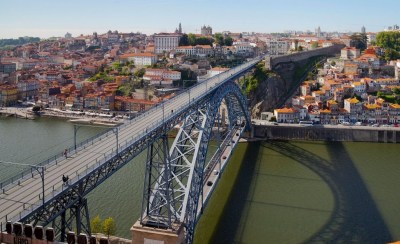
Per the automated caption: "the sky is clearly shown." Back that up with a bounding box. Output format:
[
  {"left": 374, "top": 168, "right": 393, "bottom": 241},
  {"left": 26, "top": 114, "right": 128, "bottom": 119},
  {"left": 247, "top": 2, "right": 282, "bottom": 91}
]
[{"left": 1, "top": 0, "right": 399, "bottom": 39}]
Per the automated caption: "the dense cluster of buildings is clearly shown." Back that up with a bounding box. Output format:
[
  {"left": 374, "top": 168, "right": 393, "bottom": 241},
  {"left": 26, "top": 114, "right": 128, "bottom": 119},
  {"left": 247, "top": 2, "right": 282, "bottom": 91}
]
[
  {"left": 274, "top": 46, "right": 400, "bottom": 125},
  {"left": 1, "top": 24, "right": 398, "bottom": 119},
  {"left": 0, "top": 24, "right": 266, "bottom": 111}
]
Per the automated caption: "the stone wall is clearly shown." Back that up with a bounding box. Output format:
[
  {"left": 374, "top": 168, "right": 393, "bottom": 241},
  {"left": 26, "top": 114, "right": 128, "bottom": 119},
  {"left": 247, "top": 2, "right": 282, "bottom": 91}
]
[
  {"left": 253, "top": 125, "right": 399, "bottom": 143},
  {"left": 265, "top": 44, "right": 345, "bottom": 70}
]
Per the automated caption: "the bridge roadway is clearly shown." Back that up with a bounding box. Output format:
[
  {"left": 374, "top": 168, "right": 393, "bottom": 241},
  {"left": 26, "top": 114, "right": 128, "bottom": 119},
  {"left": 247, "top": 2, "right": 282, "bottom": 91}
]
[{"left": 0, "top": 56, "right": 263, "bottom": 227}]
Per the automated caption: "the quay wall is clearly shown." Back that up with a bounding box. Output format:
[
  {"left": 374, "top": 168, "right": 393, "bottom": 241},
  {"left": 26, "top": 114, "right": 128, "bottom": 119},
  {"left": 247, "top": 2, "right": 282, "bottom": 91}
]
[{"left": 253, "top": 125, "right": 399, "bottom": 143}]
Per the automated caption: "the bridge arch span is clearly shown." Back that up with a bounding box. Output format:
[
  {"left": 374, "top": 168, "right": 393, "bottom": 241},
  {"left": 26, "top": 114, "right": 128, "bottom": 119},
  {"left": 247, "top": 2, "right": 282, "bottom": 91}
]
[{"left": 140, "top": 80, "right": 250, "bottom": 243}]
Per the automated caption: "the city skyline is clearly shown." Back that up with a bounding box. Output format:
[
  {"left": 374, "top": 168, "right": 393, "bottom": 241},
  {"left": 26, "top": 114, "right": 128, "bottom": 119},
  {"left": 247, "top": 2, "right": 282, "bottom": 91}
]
[{"left": 1, "top": 0, "right": 399, "bottom": 38}]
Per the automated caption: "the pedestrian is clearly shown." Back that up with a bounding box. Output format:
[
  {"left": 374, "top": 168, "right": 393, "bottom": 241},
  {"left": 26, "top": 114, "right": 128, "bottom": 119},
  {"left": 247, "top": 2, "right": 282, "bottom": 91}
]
[
  {"left": 62, "top": 174, "right": 69, "bottom": 184},
  {"left": 64, "top": 149, "right": 68, "bottom": 158}
]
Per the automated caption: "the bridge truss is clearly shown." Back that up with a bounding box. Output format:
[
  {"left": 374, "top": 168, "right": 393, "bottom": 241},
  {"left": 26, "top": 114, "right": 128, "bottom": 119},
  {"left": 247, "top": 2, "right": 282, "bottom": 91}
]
[{"left": 11, "top": 74, "right": 252, "bottom": 243}]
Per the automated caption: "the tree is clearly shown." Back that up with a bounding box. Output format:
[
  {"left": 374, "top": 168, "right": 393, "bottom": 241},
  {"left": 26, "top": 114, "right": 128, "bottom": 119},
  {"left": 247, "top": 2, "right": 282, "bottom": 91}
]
[
  {"left": 311, "top": 41, "right": 319, "bottom": 49},
  {"left": 102, "top": 217, "right": 116, "bottom": 238},
  {"left": 376, "top": 31, "right": 400, "bottom": 51},
  {"left": 134, "top": 68, "right": 145, "bottom": 78},
  {"left": 188, "top": 33, "right": 197, "bottom": 46},
  {"left": 350, "top": 33, "right": 367, "bottom": 51},
  {"left": 196, "top": 37, "right": 213, "bottom": 46},
  {"left": 91, "top": 215, "right": 103, "bottom": 234},
  {"left": 214, "top": 33, "right": 224, "bottom": 46},
  {"left": 179, "top": 34, "right": 189, "bottom": 46},
  {"left": 383, "top": 48, "right": 400, "bottom": 61},
  {"left": 224, "top": 36, "right": 233, "bottom": 46}
]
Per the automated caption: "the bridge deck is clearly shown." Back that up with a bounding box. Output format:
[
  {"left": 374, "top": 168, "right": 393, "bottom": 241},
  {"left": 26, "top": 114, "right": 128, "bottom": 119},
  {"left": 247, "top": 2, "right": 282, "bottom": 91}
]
[{"left": 0, "top": 57, "right": 262, "bottom": 226}]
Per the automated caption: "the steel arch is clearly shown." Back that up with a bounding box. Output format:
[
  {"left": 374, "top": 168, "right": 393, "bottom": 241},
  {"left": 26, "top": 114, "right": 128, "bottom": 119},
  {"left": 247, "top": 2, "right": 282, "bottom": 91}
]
[{"left": 140, "top": 80, "right": 250, "bottom": 243}]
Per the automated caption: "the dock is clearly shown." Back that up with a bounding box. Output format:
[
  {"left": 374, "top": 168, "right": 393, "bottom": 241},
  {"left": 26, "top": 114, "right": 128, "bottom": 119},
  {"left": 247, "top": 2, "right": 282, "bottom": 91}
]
[{"left": 0, "top": 108, "right": 35, "bottom": 120}]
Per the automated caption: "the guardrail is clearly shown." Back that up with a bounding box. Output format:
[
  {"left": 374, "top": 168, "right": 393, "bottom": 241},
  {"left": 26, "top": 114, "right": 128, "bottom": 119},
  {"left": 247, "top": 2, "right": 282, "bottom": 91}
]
[{"left": 1, "top": 55, "right": 264, "bottom": 209}]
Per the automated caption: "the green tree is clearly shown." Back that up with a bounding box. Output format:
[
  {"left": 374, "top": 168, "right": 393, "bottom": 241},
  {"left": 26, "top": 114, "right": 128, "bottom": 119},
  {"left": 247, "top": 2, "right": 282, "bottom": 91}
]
[
  {"left": 179, "top": 34, "right": 189, "bottom": 46},
  {"left": 134, "top": 68, "right": 145, "bottom": 78},
  {"left": 188, "top": 33, "right": 197, "bottom": 46},
  {"left": 196, "top": 37, "right": 213, "bottom": 46},
  {"left": 376, "top": 31, "right": 400, "bottom": 51},
  {"left": 350, "top": 33, "right": 367, "bottom": 51},
  {"left": 91, "top": 215, "right": 103, "bottom": 234},
  {"left": 224, "top": 36, "right": 233, "bottom": 46},
  {"left": 214, "top": 33, "right": 224, "bottom": 46},
  {"left": 311, "top": 41, "right": 319, "bottom": 49},
  {"left": 103, "top": 217, "right": 116, "bottom": 238},
  {"left": 383, "top": 48, "right": 400, "bottom": 61}
]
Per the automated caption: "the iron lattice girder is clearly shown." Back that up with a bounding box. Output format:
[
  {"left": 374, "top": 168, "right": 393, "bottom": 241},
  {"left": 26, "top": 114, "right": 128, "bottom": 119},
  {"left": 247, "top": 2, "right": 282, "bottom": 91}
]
[
  {"left": 16, "top": 79, "right": 250, "bottom": 244},
  {"left": 18, "top": 92, "right": 213, "bottom": 227},
  {"left": 141, "top": 108, "right": 209, "bottom": 227},
  {"left": 140, "top": 80, "right": 251, "bottom": 243},
  {"left": 141, "top": 135, "right": 176, "bottom": 228}
]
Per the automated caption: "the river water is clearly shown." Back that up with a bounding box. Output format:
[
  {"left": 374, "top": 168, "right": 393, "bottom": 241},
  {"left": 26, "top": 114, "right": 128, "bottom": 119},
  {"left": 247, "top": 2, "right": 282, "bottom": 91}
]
[{"left": 1, "top": 117, "right": 400, "bottom": 243}]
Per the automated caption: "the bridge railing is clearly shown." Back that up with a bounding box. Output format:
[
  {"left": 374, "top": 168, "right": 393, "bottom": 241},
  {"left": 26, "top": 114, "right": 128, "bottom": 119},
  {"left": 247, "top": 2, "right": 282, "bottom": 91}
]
[
  {"left": 0, "top": 125, "right": 118, "bottom": 191},
  {"left": 5, "top": 55, "right": 265, "bottom": 221}
]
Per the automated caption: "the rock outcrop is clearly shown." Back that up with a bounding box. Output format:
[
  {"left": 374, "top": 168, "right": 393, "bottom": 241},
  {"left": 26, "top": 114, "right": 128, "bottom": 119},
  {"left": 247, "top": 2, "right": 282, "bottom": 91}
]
[{"left": 248, "top": 73, "right": 288, "bottom": 118}]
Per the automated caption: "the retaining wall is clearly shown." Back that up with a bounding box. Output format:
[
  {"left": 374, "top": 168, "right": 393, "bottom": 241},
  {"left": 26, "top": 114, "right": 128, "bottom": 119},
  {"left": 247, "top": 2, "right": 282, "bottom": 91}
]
[{"left": 253, "top": 125, "right": 399, "bottom": 143}]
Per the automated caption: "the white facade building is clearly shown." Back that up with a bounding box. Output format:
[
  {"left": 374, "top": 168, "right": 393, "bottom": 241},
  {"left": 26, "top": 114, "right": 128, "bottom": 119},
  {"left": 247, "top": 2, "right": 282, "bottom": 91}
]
[
  {"left": 267, "top": 40, "right": 290, "bottom": 55},
  {"left": 154, "top": 33, "right": 181, "bottom": 54},
  {"left": 119, "top": 53, "right": 157, "bottom": 66},
  {"left": 143, "top": 68, "right": 181, "bottom": 87}
]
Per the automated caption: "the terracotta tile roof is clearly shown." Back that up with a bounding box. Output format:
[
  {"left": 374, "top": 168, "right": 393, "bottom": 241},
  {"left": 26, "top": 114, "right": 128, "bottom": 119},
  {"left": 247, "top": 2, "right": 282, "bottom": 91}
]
[{"left": 346, "top": 97, "right": 360, "bottom": 104}]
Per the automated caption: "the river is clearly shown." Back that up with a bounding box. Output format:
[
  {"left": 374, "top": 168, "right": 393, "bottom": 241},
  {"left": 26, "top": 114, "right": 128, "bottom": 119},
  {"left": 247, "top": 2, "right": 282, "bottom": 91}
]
[{"left": 1, "top": 116, "right": 400, "bottom": 243}]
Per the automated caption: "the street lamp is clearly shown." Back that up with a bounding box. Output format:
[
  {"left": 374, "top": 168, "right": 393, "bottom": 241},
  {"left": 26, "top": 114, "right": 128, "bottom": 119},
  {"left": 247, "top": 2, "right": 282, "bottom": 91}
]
[
  {"left": 73, "top": 124, "right": 119, "bottom": 154},
  {"left": 162, "top": 102, "right": 165, "bottom": 123},
  {"left": 188, "top": 89, "right": 191, "bottom": 106},
  {"left": 0, "top": 161, "right": 45, "bottom": 210}
]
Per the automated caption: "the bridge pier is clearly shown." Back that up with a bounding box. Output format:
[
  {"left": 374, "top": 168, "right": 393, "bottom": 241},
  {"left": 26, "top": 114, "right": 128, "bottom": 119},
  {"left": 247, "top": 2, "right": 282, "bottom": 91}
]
[{"left": 131, "top": 220, "right": 185, "bottom": 244}]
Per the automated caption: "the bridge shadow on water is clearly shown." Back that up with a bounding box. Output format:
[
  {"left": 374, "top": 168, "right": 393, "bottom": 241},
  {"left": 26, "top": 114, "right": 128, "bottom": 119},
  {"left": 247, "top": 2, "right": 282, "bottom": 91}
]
[
  {"left": 262, "top": 140, "right": 392, "bottom": 243},
  {"left": 210, "top": 142, "right": 261, "bottom": 244},
  {"left": 211, "top": 140, "right": 393, "bottom": 243}
]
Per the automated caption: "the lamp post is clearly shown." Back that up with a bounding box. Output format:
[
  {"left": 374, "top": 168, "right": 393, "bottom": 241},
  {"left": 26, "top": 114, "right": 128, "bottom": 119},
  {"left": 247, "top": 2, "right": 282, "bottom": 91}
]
[
  {"left": 162, "top": 102, "right": 165, "bottom": 123},
  {"left": 0, "top": 161, "right": 45, "bottom": 209},
  {"left": 188, "top": 89, "right": 191, "bottom": 106},
  {"left": 73, "top": 123, "right": 119, "bottom": 154}
]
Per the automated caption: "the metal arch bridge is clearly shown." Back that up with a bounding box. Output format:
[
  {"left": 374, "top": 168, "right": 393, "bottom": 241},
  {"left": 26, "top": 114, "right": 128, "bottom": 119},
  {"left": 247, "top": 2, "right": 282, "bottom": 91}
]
[{"left": 0, "top": 56, "right": 263, "bottom": 243}]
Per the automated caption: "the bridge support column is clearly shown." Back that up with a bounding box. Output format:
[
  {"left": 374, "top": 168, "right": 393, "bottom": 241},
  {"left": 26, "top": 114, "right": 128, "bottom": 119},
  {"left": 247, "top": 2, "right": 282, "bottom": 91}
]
[
  {"left": 131, "top": 220, "right": 185, "bottom": 244},
  {"left": 51, "top": 197, "right": 90, "bottom": 240},
  {"left": 60, "top": 211, "right": 66, "bottom": 242}
]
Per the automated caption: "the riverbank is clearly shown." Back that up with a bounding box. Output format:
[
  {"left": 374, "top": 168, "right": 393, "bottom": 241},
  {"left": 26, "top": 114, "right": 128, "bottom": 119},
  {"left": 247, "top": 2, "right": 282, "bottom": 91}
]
[
  {"left": 0, "top": 107, "right": 126, "bottom": 125},
  {"left": 0, "top": 107, "right": 35, "bottom": 119}
]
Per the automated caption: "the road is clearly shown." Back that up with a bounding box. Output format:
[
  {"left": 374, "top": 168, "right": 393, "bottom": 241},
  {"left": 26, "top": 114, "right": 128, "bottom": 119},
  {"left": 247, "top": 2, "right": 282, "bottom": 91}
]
[
  {"left": 0, "top": 56, "right": 262, "bottom": 227},
  {"left": 252, "top": 119, "right": 400, "bottom": 131}
]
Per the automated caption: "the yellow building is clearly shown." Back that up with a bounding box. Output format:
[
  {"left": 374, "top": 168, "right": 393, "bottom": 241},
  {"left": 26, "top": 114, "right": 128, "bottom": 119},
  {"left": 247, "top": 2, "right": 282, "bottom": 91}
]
[{"left": 0, "top": 85, "right": 18, "bottom": 106}]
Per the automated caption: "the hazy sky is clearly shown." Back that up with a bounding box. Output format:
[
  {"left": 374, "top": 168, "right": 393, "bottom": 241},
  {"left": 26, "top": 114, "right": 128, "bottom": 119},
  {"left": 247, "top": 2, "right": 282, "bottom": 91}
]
[{"left": 1, "top": 0, "right": 399, "bottom": 38}]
